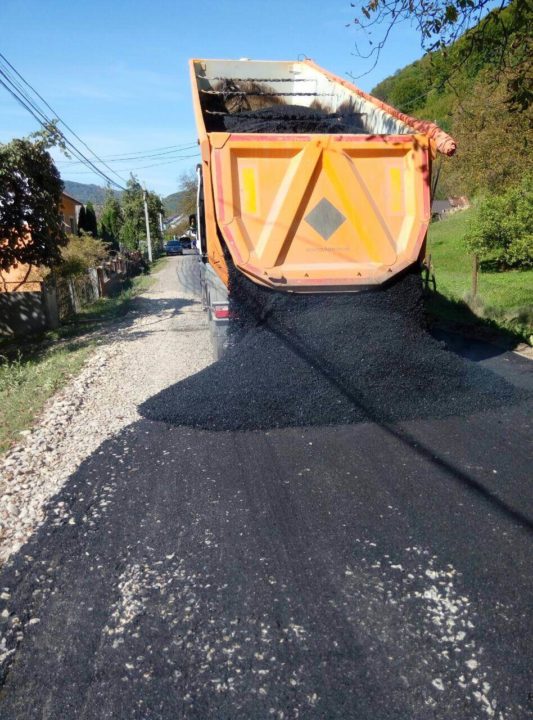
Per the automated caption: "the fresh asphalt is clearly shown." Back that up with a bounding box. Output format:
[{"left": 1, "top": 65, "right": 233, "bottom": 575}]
[{"left": 0, "top": 255, "right": 531, "bottom": 719}]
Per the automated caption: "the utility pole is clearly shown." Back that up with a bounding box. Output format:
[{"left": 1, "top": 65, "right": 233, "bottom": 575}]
[
  {"left": 143, "top": 189, "right": 153, "bottom": 263},
  {"left": 158, "top": 212, "right": 164, "bottom": 234}
]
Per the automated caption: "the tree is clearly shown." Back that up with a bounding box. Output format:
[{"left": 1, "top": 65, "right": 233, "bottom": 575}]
[
  {"left": 166, "top": 171, "right": 197, "bottom": 236},
  {"left": 120, "top": 176, "right": 145, "bottom": 251},
  {"left": 78, "top": 202, "right": 98, "bottom": 236},
  {"left": 145, "top": 191, "right": 165, "bottom": 256},
  {"left": 77, "top": 206, "right": 87, "bottom": 236},
  {"left": 0, "top": 130, "right": 66, "bottom": 274},
  {"left": 465, "top": 174, "right": 532, "bottom": 269},
  {"left": 441, "top": 69, "right": 533, "bottom": 197},
  {"left": 99, "top": 190, "right": 123, "bottom": 250},
  {"left": 176, "top": 171, "right": 197, "bottom": 218},
  {"left": 349, "top": 0, "right": 532, "bottom": 110},
  {"left": 85, "top": 201, "right": 98, "bottom": 237},
  {"left": 119, "top": 175, "right": 164, "bottom": 256}
]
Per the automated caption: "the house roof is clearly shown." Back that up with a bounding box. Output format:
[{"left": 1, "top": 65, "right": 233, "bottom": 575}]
[
  {"left": 431, "top": 199, "right": 452, "bottom": 214},
  {"left": 61, "top": 191, "right": 83, "bottom": 206}
]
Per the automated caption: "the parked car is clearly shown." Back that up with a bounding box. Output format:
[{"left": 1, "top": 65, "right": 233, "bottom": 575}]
[
  {"left": 164, "top": 240, "right": 183, "bottom": 256},
  {"left": 179, "top": 236, "right": 192, "bottom": 250}
]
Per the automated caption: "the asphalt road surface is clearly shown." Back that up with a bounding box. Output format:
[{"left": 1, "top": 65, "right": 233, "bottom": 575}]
[{"left": 0, "top": 255, "right": 531, "bottom": 719}]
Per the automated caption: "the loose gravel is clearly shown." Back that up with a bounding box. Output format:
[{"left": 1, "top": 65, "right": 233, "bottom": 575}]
[{"left": 0, "top": 259, "right": 212, "bottom": 566}]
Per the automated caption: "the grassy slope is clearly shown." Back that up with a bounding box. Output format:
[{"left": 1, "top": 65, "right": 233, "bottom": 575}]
[
  {"left": 0, "top": 258, "right": 167, "bottom": 455},
  {"left": 427, "top": 209, "right": 533, "bottom": 342}
]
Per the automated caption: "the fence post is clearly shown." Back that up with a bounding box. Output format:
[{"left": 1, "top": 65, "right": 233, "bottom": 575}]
[
  {"left": 471, "top": 254, "right": 479, "bottom": 299},
  {"left": 42, "top": 279, "right": 59, "bottom": 330},
  {"left": 88, "top": 268, "right": 100, "bottom": 299}
]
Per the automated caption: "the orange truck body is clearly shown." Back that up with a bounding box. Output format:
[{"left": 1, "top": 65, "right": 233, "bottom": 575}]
[{"left": 190, "top": 58, "right": 455, "bottom": 292}]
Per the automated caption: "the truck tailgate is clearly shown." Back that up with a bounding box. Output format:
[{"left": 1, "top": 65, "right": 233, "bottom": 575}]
[{"left": 209, "top": 131, "right": 431, "bottom": 290}]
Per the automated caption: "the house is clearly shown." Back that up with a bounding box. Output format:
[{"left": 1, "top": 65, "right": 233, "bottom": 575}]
[
  {"left": 431, "top": 199, "right": 453, "bottom": 219},
  {"left": 60, "top": 191, "right": 83, "bottom": 235},
  {"left": 0, "top": 191, "right": 83, "bottom": 292},
  {"left": 431, "top": 196, "right": 471, "bottom": 221},
  {"left": 163, "top": 213, "right": 186, "bottom": 231}
]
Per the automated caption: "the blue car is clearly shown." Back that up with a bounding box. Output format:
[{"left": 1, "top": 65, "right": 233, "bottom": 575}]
[{"left": 164, "top": 240, "right": 183, "bottom": 256}]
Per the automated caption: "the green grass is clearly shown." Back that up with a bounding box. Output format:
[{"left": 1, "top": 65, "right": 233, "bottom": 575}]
[
  {"left": 0, "top": 342, "right": 93, "bottom": 454},
  {"left": 0, "top": 256, "right": 168, "bottom": 455},
  {"left": 426, "top": 209, "right": 533, "bottom": 344}
]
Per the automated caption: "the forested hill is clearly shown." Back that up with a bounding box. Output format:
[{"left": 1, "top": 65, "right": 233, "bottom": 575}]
[
  {"left": 162, "top": 190, "right": 186, "bottom": 216},
  {"left": 369, "top": 0, "right": 531, "bottom": 198},
  {"left": 62, "top": 180, "right": 181, "bottom": 216},
  {"left": 62, "top": 181, "right": 121, "bottom": 206}
]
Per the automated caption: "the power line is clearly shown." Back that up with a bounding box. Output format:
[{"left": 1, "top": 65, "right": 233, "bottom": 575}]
[
  {"left": 101, "top": 142, "right": 198, "bottom": 159},
  {"left": 63, "top": 153, "right": 201, "bottom": 175},
  {"left": 0, "top": 52, "right": 127, "bottom": 187},
  {"left": 0, "top": 65, "right": 199, "bottom": 184},
  {"left": 0, "top": 55, "right": 126, "bottom": 190},
  {"left": 56, "top": 144, "right": 199, "bottom": 165},
  {"left": 0, "top": 66, "right": 125, "bottom": 190}
]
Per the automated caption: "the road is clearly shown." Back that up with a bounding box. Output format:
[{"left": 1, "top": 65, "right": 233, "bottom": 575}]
[{"left": 0, "top": 255, "right": 531, "bottom": 719}]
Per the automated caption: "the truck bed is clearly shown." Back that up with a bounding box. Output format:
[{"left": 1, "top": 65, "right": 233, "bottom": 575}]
[{"left": 190, "top": 58, "right": 455, "bottom": 292}]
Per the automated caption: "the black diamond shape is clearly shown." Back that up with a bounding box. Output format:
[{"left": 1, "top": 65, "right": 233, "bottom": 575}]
[{"left": 304, "top": 198, "right": 346, "bottom": 240}]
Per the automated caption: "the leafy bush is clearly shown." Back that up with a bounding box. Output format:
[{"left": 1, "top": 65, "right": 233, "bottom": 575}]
[
  {"left": 56, "top": 232, "right": 108, "bottom": 277},
  {"left": 465, "top": 176, "right": 533, "bottom": 269}
]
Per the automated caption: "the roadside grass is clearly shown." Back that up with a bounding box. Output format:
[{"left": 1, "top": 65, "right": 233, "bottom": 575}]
[
  {"left": 0, "top": 342, "right": 93, "bottom": 455},
  {"left": 0, "top": 256, "right": 167, "bottom": 455},
  {"left": 426, "top": 209, "right": 533, "bottom": 345}
]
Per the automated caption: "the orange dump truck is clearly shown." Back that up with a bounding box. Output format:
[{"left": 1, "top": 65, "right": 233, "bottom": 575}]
[{"left": 189, "top": 58, "right": 455, "bottom": 355}]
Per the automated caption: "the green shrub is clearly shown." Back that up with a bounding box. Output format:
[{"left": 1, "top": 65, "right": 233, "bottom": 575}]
[
  {"left": 465, "top": 176, "right": 533, "bottom": 269},
  {"left": 56, "top": 232, "right": 108, "bottom": 277}
]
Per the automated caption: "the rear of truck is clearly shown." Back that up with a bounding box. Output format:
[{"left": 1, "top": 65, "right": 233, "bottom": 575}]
[{"left": 189, "top": 58, "right": 456, "bottom": 355}]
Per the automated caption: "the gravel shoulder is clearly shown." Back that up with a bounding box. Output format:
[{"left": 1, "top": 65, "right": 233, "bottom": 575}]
[{"left": 0, "top": 257, "right": 212, "bottom": 566}]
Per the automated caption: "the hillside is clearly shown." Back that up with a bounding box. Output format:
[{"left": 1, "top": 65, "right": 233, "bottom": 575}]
[
  {"left": 61, "top": 180, "right": 183, "bottom": 217},
  {"left": 370, "top": 0, "right": 531, "bottom": 198},
  {"left": 62, "top": 181, "right": 121, "bottom": 206},
  {"left": 371, "top": 1, "right": 524, "bottom": 125},
  {"left": 163, "top": 190, "right": 186, "bottom": 216}
]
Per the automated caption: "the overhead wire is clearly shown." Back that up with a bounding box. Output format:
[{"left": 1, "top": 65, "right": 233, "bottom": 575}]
[
  {"left": 0, "top": 52, "right": 127, "bottom": 188},
  {"left": 63, "top": 153, "right": 201, "bottom": 175},
  {"left": 56, "top": 143, "right": 199, "bottom": 165},
  {"left": 0, "top": 68, "right": 126, "bottom": 190},
  {"left": 0, "top": 55, "right": 127, "bottom": 190}
]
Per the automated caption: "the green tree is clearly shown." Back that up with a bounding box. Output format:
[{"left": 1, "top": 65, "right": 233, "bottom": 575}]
[
  {"left": 166, "top": 171, "right": 197, "bottom": 236},
  {"left": 99, "top": 191, "right": 123, "bottom": 250},
  {"left": 120, "top": 175, "right": 164, "bottom": 256},
  {"left": 0, "top": 131, "right": 66, "bottom": 273},
  {"left": 77, "top": 206, "right": 87, "bottom": 236},
  {"left": 85, "top": 201, "right": 98, "bottom": 237},
  {"left": 146, "top": 191, "right": 165, "bottom": 256},
  {"left": 176, "top": 171, "right": 197, "bottom": 217},
  {"left": 465, "top": 175, "right": 533, "bottom": 269},
  {"left": 442, "top": 70, "right": 533, "bottom": 197}
]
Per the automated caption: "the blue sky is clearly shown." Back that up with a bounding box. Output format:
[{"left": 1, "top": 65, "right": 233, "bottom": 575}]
[{"left": 0, "top": 0, "right": 426, "bottom": 197}]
